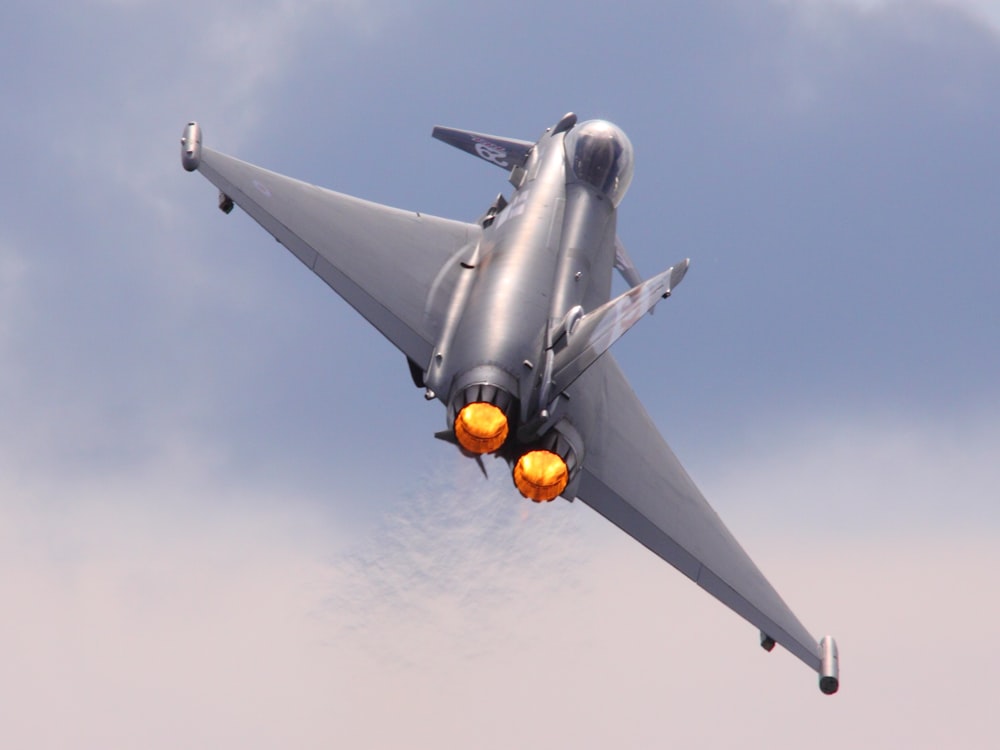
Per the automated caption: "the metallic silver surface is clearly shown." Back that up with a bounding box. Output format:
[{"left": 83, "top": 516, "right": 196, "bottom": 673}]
[
  {"left": 819, "top": 636, "right": 840, "bottom": 694},
  {"left": 182, "top": 112, "right": 838, "bottom": 693},
  {"left": 180, "top": 122, "right": 202, "bottom": 171}
]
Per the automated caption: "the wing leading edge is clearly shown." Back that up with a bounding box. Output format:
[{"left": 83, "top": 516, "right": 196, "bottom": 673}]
[
  {"left": 566, "top": 354, "right": 831, "bottom": 680},
  {"left": 193, "top": 142, "right": 481, "bottom": 366}
]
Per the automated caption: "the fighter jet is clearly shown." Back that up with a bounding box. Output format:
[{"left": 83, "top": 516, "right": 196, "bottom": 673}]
[{"left": 180, "top": 112, "right": 839, "bottom": 694}]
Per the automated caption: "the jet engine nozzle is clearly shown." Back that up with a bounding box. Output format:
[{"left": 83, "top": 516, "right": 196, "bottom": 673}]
[
  {"left": 455, "top": 402, "right": 508, "bottom": 454},
  {"left": 513, "top": 421, "right": 583, "bottom": 502},
  {"left": 514, "top": 449, "right": 568, "bottom": 502},
  {"left": 448, "top": 375, "right": 516, "bottom": 455}
]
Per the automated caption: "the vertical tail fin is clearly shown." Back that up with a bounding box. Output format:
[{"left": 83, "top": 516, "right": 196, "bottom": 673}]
[{"left": 432, "top": 126, "right": 534, "bottom": 172}]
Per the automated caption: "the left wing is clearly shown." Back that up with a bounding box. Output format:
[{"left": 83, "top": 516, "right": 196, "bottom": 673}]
[
  {"left": 564, "top": 354, "right": 834, "bottom": 686},
  {"left": 191, "top": 137, "right": 481, "bottom": 366}
]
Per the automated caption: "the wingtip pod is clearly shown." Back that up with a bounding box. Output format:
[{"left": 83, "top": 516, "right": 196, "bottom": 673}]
[
  {"left": 669, "top": 258, "right": 690, "bottom": 292},
  {"left": 818, "top": 635, "right": 839, "bottom": 695},
  {"left": 180, "top": 121, "right": 202, "bottom": 171},
  {"left": 661, "top": 258, "right": 690, "bottom": 299}
]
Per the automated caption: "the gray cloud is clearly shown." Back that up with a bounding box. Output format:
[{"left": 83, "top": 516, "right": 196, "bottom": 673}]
[
  {"left": 2, "top": 1, "right": 999, "bottom": 747},
  {"left": 698, "top": 407, "right": 1000, "bottom": 535},
  {"left": 2, "top": 410, "right": 996, "bottom": 748},
  {"left": 320, "top": 463, "right": 590, "bottom": 666},
  {"left": 781, "top": 0, "right": 1000, "bottom": 38}
]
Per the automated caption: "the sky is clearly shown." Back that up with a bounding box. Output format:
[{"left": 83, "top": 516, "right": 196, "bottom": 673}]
[{"left": 1, "top": 0, "right": 998, "bottom": 747}]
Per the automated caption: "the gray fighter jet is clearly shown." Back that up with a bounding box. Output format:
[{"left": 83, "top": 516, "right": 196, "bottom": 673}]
[{"left": 180, "top": 113, "right": 838, "bottom": 694}]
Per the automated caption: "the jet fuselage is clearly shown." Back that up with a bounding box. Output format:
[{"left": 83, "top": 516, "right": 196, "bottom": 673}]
[
  {"left": 180, "top": 112, "right": 839, "bottom": 692},
  {"left": 424, "top": 117, "right": 635, "bottom": 499}
]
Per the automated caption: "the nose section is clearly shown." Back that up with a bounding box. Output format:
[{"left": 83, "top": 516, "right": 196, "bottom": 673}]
[{"left": 563, "top": 119, "right": 634, "bottom": 206}]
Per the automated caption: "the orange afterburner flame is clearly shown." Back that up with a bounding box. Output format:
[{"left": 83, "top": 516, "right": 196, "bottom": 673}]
[
  {"left": 513, "top": 449, "right": 569, "bottom": 502},
  {"left": 454, "top": 402, "right": 509, "bottom": 454}
]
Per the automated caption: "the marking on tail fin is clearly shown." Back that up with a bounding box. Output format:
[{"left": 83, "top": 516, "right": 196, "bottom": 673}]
[
  {"left": 432, "top": 125, "right": 534, "bottom": 172},
  {"left": 473, "top": 138, "right": 510, "bottom": 167}
]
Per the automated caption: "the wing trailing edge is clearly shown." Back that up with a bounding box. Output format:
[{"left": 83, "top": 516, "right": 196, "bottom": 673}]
[{"left": 565, "top": 356, "right": 833, "bottom": 688}]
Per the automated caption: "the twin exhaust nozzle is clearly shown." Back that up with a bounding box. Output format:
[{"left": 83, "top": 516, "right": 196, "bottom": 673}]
[{"left": 450, "top": 379, "right": 581, "bottom": 503}]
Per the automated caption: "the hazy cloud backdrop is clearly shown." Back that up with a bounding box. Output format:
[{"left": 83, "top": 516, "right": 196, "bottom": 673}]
[{"left": 1, "top": 1, "right": 997, "bottom": 747}]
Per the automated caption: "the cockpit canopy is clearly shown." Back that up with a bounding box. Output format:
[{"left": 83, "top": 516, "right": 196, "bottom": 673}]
[{"left": 564, "top": 120, "right": 634, "bottom": 206}]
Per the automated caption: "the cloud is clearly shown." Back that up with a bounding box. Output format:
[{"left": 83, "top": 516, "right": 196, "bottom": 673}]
[
  {"left": 320, "top": 464, "right": 591, "bottom": 666},
  {"left": 0, "top": 241, "right": 28, "bottom": 351},
  {"left": 9, "top": 1, "right": 404, "bottom": 229},
  {"left": 0, "top": 1, "right": 426, "bottom": 501},
  {"left": 779, "top": 0, "right": 1000, "bottom": 37},
  {"left": 2, "top": 410, "right": 997, "bottom": 748},
  {"left": 3, "top": 3, "right": 997, "bottom": 747},
  {"left": 698, "top": 408, "right": 1000, "bottom": 535}
]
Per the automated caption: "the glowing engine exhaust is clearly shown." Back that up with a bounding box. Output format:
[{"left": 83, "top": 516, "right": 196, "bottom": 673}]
[
  {"left": 513, "top": 421, "right": 583, "bottom": 502},
  {"left": 449, "top": 377, "right": 516, "bottom": 455},
  {"left": 454, "top": 402, "right": 509, "bottom": 454},
  {"left": 514, "top": 449, "right": 569, "bottom": 501}
]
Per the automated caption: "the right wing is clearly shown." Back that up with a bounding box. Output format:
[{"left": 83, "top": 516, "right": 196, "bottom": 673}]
[
  {"left": 551, "top": 260, "right": 689, "bottom": 395},
  {"left": 194, "top": 145, "right": 481, "bottom": 367},
  {"left": 565, "top": 354, "right": 825, "bottom": 674}
]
